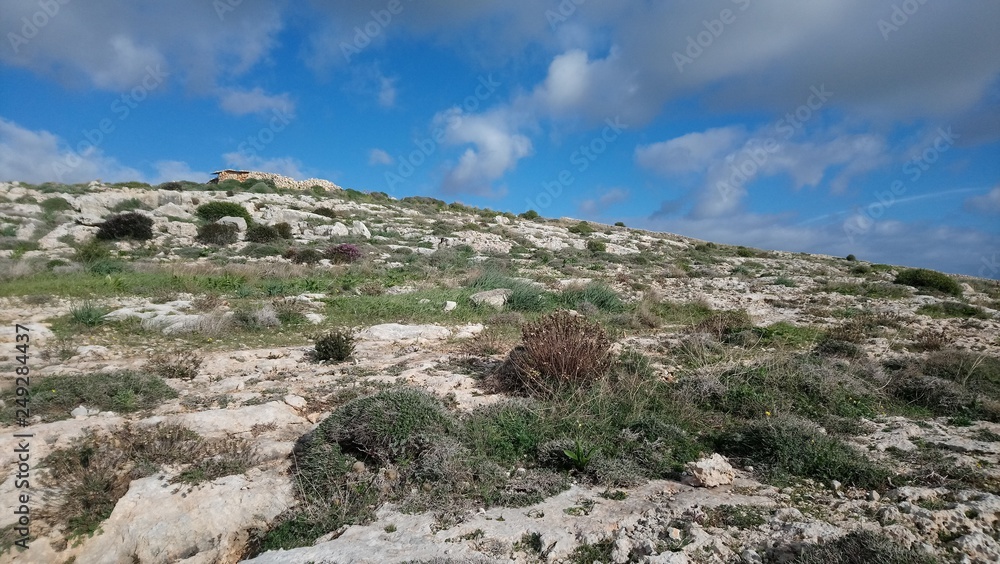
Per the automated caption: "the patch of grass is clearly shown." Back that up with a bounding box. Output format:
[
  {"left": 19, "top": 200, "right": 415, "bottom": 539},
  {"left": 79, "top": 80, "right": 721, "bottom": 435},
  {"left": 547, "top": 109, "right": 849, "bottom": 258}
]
[
  {"left": 788, "top": 530, "right": 934, "bottom": 564},
  {"left": 312, "top": 329, "right": 355, "bottom": 362},
  {"left": 895, "top": 267, "right": 962, "bottom": 296},
  {"left": 717, "top": 417, "right": 891, "bottom": 489},
  {"left": 1, "top": 371, "right": 178, "bottom": 424},
  {"left": 196, "top": 223, "right": 239, "bottom": 246},
  {"left": 96, "top": 212, "right": 154, "bottom": 241},
  {"left": 917, "top": 301, "right": 990, "bottom": 319},
  {"left": 144, "top": 349, "right": 203, "bottom": 380},
  {"left": 819, "top": 282, "right": 911, "bottom": 299},
  {"left": 69, "top": 301, "right": 108, "bottom": 326},
  {"left": 702, "top": 505, "right": 767, "bottom": 529},
  {"left": 559, "top": 282, "right": 624, "bottom": 313},
  {"left": 650, "top": 299, "right": 715, "bottom": 326},
  {"left": 109, "top": 198, "right": 147, "bottom": 213},
  {"left": 567, "top": 221, "right": 594, "bottom": 236}
]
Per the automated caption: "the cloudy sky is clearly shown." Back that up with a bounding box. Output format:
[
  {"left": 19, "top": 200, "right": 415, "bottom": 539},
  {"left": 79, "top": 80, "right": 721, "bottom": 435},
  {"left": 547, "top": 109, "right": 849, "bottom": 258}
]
[{"left": 1, "top": 1, "right": 998, "bottom": 277}]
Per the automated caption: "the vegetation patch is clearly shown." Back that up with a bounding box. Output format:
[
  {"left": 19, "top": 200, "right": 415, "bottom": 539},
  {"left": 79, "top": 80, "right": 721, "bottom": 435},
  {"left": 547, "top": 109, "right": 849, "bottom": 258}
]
[{"left": 894, "top": 267, "right": 963, "bottom": 296}]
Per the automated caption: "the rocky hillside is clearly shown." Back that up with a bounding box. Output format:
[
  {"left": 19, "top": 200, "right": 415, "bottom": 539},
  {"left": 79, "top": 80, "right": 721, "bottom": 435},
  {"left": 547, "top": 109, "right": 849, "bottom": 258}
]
[{"left": 1, "top": 178, "right": 999, "bottom": 563}]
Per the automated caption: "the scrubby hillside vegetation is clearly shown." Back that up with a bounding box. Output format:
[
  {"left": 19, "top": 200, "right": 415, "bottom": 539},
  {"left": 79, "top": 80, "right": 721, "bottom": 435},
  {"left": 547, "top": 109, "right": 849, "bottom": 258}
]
[{"left": 1, "top": 178, "right": 999, "bottom": 563}]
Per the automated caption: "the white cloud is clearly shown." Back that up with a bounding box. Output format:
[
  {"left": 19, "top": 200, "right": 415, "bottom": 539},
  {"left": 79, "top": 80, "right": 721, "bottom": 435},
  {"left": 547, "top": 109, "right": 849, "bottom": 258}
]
[
  {"left": 0, "top": 1, "right": 283, "bottom": 95},
  {"left": 964, "top": 186, "right": 1000, "bottom": 215},
  {"left": 635, "top": 127, "right": 745, "bottom": 175},
  {"left": 218, "top": 88, "right": 295, "bottom": 116},
  {"left": 378, "top": 76, "right": 397, "bottom": 108},
  {"left": 579, "top": 187, "right": 629, "bottom": 215},
  {"left": 368, "top": 148, "right": 394, "bottom": 166},
  {"left": 0, "top": 117, "right": 141, "bottom": 183},
  {"left": 435, "top": 107, "right": 533, "bottom": 196}
]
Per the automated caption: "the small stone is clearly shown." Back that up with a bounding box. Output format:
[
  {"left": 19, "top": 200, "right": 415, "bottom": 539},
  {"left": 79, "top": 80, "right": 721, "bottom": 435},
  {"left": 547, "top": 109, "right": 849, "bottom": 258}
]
[
  {"left": 666, "top": 527, "right": 683, "bottom": 541},
  {"left": 443, "top": 301, "right": 457, "bottom": 312},
  {"left": 283, "top": 394, "right": 307, "bottom": 409},
  {"left": 422, "top": 482, "right": 433, "bottom": 492},
  {"left": 611, "top": 538, "right": 632, "bottom": 564},
  {"left": 684, "top": 453, "right": 735, "bottom": 487},
  {"left": 830, "top": 480, "right": 842, "bottom": 491},
  {"left": 71, "top": 405, "right": 91, "bottom": 418},
  {"left": 745, "top": 465, "right": 754, "bottom": 472},
  {"left": 868, "top": 490, "right": 881, "bottom": 502}
]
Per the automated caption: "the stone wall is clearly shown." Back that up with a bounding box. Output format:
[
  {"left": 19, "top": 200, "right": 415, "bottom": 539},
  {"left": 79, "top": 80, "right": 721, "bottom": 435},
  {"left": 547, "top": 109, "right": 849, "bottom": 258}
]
[{"left": 215, "top": 170, "right": 341, "bottom": 192}]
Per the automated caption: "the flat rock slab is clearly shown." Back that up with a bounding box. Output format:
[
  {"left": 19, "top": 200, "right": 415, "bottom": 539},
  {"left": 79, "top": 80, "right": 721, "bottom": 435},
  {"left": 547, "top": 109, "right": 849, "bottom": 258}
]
[{"left": 18, "top": 469, "right": 292, "bottom": 564}]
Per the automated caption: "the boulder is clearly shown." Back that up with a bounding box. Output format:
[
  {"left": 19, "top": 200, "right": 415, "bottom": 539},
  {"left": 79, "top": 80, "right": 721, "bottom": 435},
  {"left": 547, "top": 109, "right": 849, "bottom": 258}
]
[
  {"left": 470, "top": 289, "right": 512, "bottom": 310},
  {"left": 314, "top": 222, "right": 349, "bottom": 237},
  {"left": 684, "top": 453, "right": 735, "bottom": 487},
  {"left": 350, "top": 221, "right": 371, "bottom": 239},
  {"left": 218, "top": 216, "right": 247, "bottom": 231},
  {"left": 153, "top": 202, "right": 192, "bottom": 219}
]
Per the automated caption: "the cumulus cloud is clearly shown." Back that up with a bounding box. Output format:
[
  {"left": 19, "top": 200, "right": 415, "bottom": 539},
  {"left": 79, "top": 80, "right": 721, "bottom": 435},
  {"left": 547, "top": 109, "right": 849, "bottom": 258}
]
[
  {"left": 635, "top": 127, "right": 745, "bottom": 175},
  {"left": 0, "top": 117, "right": 141, "bottom": 183},
  {"left": 218, "top": 88, "right": 295, "bottom": 117},
  {"left": 0, "top": 117, "right": 208, "bottom": 185},
  {"left": 368, "top": 148, "right": 393, "bottom": 166},
  {"left": 435, "top": 107, "right": 533, "bottom": 196},
  {"left": 964, "top": 186, "right": 1000, "bottom": 215},
  {"left": 1, "top": 1, "right": 284, "bottom": 98},
  {"left": 579, "top": 187, "right": 629, "bottom": 215}
]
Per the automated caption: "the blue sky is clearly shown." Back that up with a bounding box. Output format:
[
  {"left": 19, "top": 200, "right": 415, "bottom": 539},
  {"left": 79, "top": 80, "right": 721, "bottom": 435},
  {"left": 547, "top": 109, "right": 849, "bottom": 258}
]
[{"left": 1, "top": 1, "right": 998, "bottom": 278}]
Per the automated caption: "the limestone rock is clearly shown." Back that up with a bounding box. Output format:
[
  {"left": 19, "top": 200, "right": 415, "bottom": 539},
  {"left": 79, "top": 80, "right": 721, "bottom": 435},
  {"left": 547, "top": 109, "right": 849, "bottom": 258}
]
[
  {"left": 684, "top": 453, "right": 735, "bottom": 487},
  {"left": 154, "top": 202, "right": 192, "bottom": 219},
  {"left": 358, "top": 323, "right": 452, "bottom": 342},
  {"left": 444, "top": 301, "right": 457, "bottom": 312},
  {"left": 218, "top": 216, "right": 248, "bottom": 231},
  {"left": 350, "top": 220, "right": 371, "bottom": 239},
  {"left": 315, "top": 222, "right": 349, "bottom": 237},
  {"left": 470, "top": 289, "right": 511, "bottom": 310}
]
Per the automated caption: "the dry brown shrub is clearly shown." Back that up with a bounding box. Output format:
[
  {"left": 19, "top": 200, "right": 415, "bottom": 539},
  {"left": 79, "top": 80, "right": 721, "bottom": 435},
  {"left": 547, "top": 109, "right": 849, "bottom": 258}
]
[{"left": 494, "top": 310, "right": 612, "bottom": 397}]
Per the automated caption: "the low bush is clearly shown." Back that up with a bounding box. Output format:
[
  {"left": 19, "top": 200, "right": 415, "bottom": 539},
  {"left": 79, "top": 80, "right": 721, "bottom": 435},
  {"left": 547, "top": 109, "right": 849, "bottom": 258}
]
[
  {"left": 519, "top": 209, "right": 540, "bottom": 220},
  {"left": 894, "top": 267, "right": 962, "bottom": 296},
  {"left": 916, "top": 301, "right": 989, "bottom": 319},
  {"left": 244, "top": 223, "right": 280, "bottom": 243},
  {"left": 497, "top": 311, "right": 613, "bottom": 397},
  {"left": 40, "top": 196, "right": 73, "bottom": 214},
  {"left": 313, "top": 329, "right": 355, "bottom": 362},
  {"left": 324, "top": 243, "right": 364, "bottom": 264},
  {"left": 789, "top": 530, "right": 933, "bottom": 564},
  {"left": 716, "top": 417, "right": 891, "bottom": 488},
  {"left": 70, "top": 301, "right": 107, "bottom": 326},
  {"left": 158, "top": 181, "right": 183, "bottom": 191},
  {"left": 313, "top": 207, "right": 338, "bottom": 219},
  {"left": 144, "top": 350, "right": 203, "bottom": 380},
  {"left": 567, "top": 221, "right": 594, "bottom": 235},
  {"left": 73, "top": 238, "right": 112, "bottom": 264},
  {"left": 195, "top": 201, "right": 252, "bottom": 224},
  {"left": 586, "top": 239, "right": 606, "bottom": 253},
  {"left": 285, "top": 247, "right": 323, "bottom": 264},
  {"left": 274, "top": 222, "right": 293, "bottom": 239},
  {"left": 196, "top": 223, "right": 238, "bottom": 246},
  {"left": 96, "top": 212, "right": 154, "bottom": 241}
]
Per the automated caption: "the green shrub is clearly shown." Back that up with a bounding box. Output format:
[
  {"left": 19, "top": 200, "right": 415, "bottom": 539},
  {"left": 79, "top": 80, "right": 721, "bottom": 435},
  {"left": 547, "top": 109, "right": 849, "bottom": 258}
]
[
  {"left": 274, "top": 222, "right": 293, "bottom": 239},
  {"left": 96, "top": 212, "right": 154, "bottom": 241},
  {"left": 244, "top": 223, "right": 280, "bottom": 243},
  {"left": 158, "top": 181, "right": 183, "bottom": 191},
  {"left": 586, "top": 239, "right": 607, "bottom": 253},
  {"left": 285, "top": 248, "right": 322, "bottom": 264},
  {"left": 313, "top": 330, "right": 355, "bottom": 362},
  {"left": 894, "top": 268, "right": 962, "bottom": 296},
  {"left": 716, "top": 417, "right": 890, "bottom": 488},
  {"left": 86, "top": 259, "right": 128, "bottom": 275},
  {"left": 519, "top": 210, "right": 539, "bottom": 220},
  {"left": 40, "top": 196, "right": 73, "bottom": 214},
  {"left": 313, "top": 388, "right": 455, "bottom": 463},
  {"left": 144, "top": 350, "right": 203, "bottom": 380},
  {"left": 196, "top": 223, "right": 238, "bottom": 246},
  {"left": 567, "top": 221, "right": 594, "bottom": 235},
  {"left": 70, "top": 301, "right": 107, "bottom": 326},
  {"left": 614, "top": 221, "right": 625, "bottom": 227},
  {"left": 8, "top": 371, "right": 178, "bottom": 424},
  {"left": 461, "top": 400, "right": 543, "bottom": 465},
  {"left": 313, "top": 207, "right": 338, "bottom": 219},
  {"left": 109, "top": 198, "right": 146, "bottom": 213},
  {"left": 241, "top": 243, "right": 283, "bottom": 258},
  {"left": 916, "top": 301, "right": 989, "bottom": 319},
  {"left": 846, "top": 254, "right": 857, "bottom": 261},
  {"left": 195, "top": 201, "right": 252, "bottom": 224}
]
